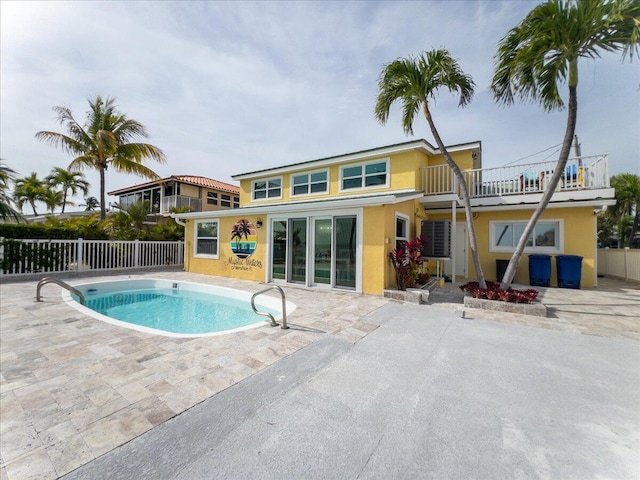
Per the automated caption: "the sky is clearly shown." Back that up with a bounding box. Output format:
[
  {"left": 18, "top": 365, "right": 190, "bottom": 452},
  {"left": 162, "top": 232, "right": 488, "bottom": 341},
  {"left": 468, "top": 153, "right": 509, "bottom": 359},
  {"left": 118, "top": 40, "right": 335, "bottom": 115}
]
[{"left": 1, "top": 0, "right": 639, "bottom": 212}]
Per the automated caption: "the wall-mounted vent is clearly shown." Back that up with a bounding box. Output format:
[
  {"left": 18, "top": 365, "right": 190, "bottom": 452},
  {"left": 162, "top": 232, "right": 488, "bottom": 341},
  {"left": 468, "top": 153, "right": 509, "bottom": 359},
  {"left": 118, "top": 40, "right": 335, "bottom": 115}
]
[{"left": 421, "top": 220, "right": 451, "bottom": 257}]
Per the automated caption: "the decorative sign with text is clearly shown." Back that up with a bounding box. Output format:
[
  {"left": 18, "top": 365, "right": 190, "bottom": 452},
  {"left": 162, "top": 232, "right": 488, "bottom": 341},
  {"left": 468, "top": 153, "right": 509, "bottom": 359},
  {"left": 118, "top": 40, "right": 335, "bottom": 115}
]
[{"left": 228, "top": 220, "right": 261, "bottom": 271}]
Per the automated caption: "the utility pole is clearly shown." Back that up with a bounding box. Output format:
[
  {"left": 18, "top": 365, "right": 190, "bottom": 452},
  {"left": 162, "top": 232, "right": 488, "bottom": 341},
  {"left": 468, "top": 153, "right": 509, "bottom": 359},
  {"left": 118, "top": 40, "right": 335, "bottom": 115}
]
[{"left": 573, "top": 135, "right": 582, "bottom": 157}]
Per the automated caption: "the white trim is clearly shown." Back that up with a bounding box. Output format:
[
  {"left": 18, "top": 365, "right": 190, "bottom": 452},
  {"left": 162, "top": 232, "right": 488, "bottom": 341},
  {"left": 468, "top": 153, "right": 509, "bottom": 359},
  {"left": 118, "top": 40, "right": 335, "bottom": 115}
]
[
  {"left": 290, "top": 168, "right": 330, "bottom": 198},
  {"left": 251, "top": 176, "right": 283, "bottom": 202},
  {"left": 489, "top": 219, "right": 564, "bottom": 254},
  {"left": 173, "top": 191, "right": 423, "bottom": 220},
  {"left": 194, "top": 219, "right": 220, "bottom": 259},
  {"left": 395, "top": 212, "right": 410, "bottom": 248},
  {"left": 339, "top": 158, "right": 390, "bottom": 193},
  {"left": 424, "top": 197, "right": 617, "bottom": 215},
  {"left": 232, "top": 141, "right": 482, "bottom": 180}
]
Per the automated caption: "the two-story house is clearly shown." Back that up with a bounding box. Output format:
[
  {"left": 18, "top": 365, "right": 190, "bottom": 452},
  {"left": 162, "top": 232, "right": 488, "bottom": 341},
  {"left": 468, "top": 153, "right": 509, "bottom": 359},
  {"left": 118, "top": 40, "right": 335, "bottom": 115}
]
[
  {"left": 108, "top": 175, "right": 240, "bottom": 216},
  {"left": 172, "top": 140, "right": 614, "bottom": 295}
]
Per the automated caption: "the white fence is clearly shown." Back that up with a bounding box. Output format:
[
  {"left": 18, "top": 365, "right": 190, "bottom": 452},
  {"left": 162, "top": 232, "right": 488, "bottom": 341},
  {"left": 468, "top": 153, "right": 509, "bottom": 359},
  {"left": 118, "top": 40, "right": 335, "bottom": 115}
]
[
  {"left": 1, "top": 238, "right": 184, "bottom": 276},
  {"left": 597, "top": 248, "right": 640, "bottom": 283}
]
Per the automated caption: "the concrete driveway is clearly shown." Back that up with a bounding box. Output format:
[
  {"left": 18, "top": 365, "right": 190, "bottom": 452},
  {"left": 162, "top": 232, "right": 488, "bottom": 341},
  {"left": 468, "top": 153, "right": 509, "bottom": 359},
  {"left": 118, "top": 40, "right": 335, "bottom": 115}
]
[{"left": 63, "top": 302, "right": 640, "bottom": 480}]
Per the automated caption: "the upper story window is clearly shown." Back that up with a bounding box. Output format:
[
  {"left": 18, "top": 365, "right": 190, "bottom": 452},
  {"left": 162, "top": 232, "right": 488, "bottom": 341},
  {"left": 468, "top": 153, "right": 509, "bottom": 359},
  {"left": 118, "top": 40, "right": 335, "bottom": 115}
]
[
  {"left": 195, "top": 220, "right": 219, "bottom": 258},
  {"left": 291, "top": 170, "right": 329, "bottom": 197},
  {"left": 233, "top": 196, "right": 240, "bottom": 208},
  {"left": 207, "top": 192, "right": 218, "bottom": 205},
  {"left": 490, "top": 220, "right": 562, "bottom": 253},
  {"left": 221, "top": 194, "right": 231, "bottom": 207},
  {"left": 252, "top": 177, "right": 282, "bottom": 201},
  {"left": 340, "top": 159, "right": 389, "bottom": 191}
]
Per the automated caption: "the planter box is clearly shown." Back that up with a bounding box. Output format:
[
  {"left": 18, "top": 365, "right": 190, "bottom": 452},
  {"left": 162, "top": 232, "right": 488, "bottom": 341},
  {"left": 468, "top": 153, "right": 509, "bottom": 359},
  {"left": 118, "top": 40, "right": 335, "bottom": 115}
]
[
  {"left": 463, "top": 296, "right": 547, "bottom": 317},
  {"left": 383, "top": 278, "right": 439, "bottom": 304}
]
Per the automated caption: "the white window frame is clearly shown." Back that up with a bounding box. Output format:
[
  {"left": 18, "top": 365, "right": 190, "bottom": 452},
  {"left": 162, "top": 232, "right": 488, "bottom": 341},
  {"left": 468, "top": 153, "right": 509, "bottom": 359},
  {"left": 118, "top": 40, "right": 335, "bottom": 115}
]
[
  {"left": 395, "top": 212, "right": 410, "bottom": 250},
  {"left": 207, "top": 192, "right": 218, "bottom": 205},
  {"left": 252, "top": 176, "right": 283, "bottom": 201},
  {"left": 490, "top": 219, "right": 563, "bottom": 254},
  {"left": 194, "top": 219, "right": 220, "bottom": 259},
  {"left": 290, "top": 169, "right": 329, "bottom": 197},
  {"left": 339, "top": 158, "right": 390, "bottom": 192}
]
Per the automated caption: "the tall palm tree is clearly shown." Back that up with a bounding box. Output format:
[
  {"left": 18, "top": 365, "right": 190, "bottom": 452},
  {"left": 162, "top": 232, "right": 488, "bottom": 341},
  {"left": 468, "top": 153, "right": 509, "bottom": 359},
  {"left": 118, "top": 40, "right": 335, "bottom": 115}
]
[
  {"left": 611, "top": 173, "right": 640, "bottom": 247},
  {"left": 491, "top": 0, "right": 639, "bottom": 289},
  {"left": 45, "top": 167, "right": 90, "bottom": 213},
  {"left": 36, "top": 96, "right": 166, "bottom": 220},
  {"left": 13, "top": 172, "right": 47, "bottom": 216},
  {"left": 0, "top": 160, "right": 24, "bottom": 222},
  {"left": 42, "top": 189, "right": 65, "bottom": 214},
  {"left": 375, "top": 49, "right": 487, "bottom": 288}
]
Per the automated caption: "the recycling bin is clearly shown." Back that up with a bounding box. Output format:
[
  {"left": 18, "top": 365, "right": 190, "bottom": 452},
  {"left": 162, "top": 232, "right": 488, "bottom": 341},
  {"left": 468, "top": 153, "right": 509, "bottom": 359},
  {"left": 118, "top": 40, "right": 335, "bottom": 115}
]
[
  {"left": 528, "top": 254, "right": 551, "bottom": 287},
  {"left": 496, "top": 259, "right": 510, "bottom": 282},
  {"left": 556, "top": 255, "right": 583, "bottom": 289}
]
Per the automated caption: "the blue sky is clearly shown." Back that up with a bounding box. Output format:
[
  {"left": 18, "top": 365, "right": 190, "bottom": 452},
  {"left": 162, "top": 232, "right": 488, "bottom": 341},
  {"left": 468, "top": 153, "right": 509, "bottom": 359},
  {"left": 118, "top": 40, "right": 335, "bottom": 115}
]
[{"left": 1, "top": 0, "right": 638, "bottom": 211}]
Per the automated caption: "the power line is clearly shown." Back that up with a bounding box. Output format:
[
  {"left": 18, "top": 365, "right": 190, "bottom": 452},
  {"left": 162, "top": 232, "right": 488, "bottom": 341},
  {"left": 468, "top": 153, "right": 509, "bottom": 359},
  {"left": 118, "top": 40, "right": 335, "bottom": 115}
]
[{"left": 501, "top": 143, "right": 563, "bottom": 166}]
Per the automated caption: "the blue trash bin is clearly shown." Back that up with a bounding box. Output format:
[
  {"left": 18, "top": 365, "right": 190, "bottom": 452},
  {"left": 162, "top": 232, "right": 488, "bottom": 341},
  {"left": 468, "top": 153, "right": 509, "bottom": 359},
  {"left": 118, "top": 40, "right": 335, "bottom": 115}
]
[
  {"left": 529, "top": 254, "right": 551, "bottom": 287},
  {"left": 556, "top": 255, "right": 583, "bottom": 289}
]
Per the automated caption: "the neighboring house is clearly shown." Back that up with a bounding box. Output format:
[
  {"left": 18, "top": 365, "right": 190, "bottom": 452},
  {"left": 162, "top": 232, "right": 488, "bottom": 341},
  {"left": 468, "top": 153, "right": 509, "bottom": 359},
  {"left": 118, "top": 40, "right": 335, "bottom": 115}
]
[
  {"left": 172, "top": 140, "right": 614, "bottom": 295},
  {"left": 108, "top": 175, "right": 240, "bottom": 216}
]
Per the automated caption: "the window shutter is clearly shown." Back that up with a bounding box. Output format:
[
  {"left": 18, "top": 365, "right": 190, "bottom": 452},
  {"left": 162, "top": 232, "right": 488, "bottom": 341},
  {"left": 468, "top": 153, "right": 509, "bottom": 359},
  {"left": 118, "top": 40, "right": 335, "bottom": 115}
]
[{"left": 421, "top": 220, "right": 451, "bottom": 257}]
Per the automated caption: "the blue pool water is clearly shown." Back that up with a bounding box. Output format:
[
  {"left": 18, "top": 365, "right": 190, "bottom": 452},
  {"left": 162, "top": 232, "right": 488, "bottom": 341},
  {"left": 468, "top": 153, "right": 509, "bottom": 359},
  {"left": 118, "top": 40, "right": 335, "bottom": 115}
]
[{"left": 65, "top": 280, "right": 284, "bottom": 336}]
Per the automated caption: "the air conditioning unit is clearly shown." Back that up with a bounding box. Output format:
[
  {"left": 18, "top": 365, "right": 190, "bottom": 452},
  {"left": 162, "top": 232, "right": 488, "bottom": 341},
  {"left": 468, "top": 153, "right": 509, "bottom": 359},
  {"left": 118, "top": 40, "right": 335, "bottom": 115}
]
[{"left": 421, "top": 220, "right": 451, "bottom": 257}]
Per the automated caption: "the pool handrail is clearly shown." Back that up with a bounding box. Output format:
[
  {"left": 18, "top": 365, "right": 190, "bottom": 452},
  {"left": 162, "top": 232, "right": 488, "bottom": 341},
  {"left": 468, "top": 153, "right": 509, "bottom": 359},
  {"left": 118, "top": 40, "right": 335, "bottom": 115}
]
[
  {"left": 36, "top": 277, "right": 86, "bottom": 306},
  {"left": 251, "top": 285, "right": 289, "bottom": 329}
]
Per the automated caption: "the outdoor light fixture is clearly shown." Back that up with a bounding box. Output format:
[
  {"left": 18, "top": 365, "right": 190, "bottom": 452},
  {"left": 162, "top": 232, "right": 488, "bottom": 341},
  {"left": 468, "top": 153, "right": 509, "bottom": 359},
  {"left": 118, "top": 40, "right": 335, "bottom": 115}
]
[{"left": 256, "top": 219, "right": 263, "bottom": 228}]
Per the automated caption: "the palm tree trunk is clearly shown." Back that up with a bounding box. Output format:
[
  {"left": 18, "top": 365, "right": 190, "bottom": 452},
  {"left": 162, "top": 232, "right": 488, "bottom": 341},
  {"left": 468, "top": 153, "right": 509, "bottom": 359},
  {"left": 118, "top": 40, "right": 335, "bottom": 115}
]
[
  {"left": 30, "top": 200, "right": 38, "bottom": 216},
  {"left": 628, "top": 212, "right": 639, "bottom": 247},
  {"left": 99, "top": 166, "right": 106, "bottom": 221},
  {"left": 500, "top": 82, "right": 578, "bottom": 290},
  {"left": 423, "top": 103, "right": 487, "bottom": 289},
  {"left": 61, "top": 190, "right": 67, "bottom": 214}
]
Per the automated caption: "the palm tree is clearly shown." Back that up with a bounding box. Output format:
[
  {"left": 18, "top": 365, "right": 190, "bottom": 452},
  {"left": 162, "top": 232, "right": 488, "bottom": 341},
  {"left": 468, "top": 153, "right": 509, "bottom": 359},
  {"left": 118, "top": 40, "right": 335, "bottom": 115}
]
[
  {"left": 611, "top": 173, "right": 640, "bottom": 247},
  {"left": 0, "top": 160, "right": 24, "bottom": 222},
  {"left": 375, "top": 49, "right": 487, "bottom": 288},
  {"left": 35, "top": 96, "right": 166, "bottom": 220},
  {"left": 80, "top": 196, "right": 100, "bottom": 212},
  {"left": 45, "top": 167, "right": 90, "bottom": 213},
  {"left": 42, "top": 189, "right": 65, "bottom": 214},
  {"left": 231, "top": 224, "right": 244, "bottom": 250},
  {"left": 13, "top": 172, "right": 47, "bottom": 216},
  {"left": 490, "top": 0, "right": 639, "bottom": 289}
]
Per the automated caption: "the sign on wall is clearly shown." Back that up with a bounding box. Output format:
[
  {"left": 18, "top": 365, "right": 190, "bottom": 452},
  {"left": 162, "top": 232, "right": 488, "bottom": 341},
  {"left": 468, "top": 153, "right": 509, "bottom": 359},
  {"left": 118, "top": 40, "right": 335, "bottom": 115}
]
[{"left": 230, "top": 219, "right": 257, "bottom": 259}]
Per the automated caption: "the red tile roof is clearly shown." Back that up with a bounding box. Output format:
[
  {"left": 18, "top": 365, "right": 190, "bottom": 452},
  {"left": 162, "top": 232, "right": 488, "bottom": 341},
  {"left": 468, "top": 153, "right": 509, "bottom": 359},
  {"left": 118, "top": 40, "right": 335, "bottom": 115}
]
[{"left": 108, "top": 175, "right": 240, "bottom": 195}]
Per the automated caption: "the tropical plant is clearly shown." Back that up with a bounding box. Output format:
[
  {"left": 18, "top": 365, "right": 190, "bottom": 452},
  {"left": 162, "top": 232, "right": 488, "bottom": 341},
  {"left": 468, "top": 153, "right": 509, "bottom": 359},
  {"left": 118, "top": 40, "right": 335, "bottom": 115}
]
[
  {"left": 459, "top": 281, "right": 539, "bottom": 304},
  {"left": 388, "top": 235, "right": 428, "bottom": 290},
  {"left": 45, "top": 167, "right": 90, "bottom": 213},
  {"left": 106, "top": 200, "right": 152, "bottom": 240},
  {"left": 35, "top": 96, "right": 166, "bottom": 220},
  {"left": 610, "top": 173, "right": 640, "bottom": 247},
  {"left": 80, "top": 196, "right": 100, "bottom": 212},
  {"left": 375, "top": 49, "right": 487, "bottom": 288},
  {"left": 41, "top": 189, "right": 65, "bottom": 214},
  {"left": 0, "top": 160, "right": 24, "bottom": 222},
  {"left": 490, "top": 0, "right": 640, "bottom": 289},
  {"left": 13, "top": 172, "right": 47, "bottom": 216}
]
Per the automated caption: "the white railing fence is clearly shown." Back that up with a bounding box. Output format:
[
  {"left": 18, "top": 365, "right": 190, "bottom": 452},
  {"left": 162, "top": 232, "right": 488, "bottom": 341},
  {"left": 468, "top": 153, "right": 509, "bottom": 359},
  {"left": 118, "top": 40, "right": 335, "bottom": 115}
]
[
  {"left": 597, "top": 248, "right": 640, "bottom": 283},
  {"left": 1, "top": 238, "right": 184, "bottom": 276},
  {"left": 421, "top": 154, "right": 609, "bottom": 198}
]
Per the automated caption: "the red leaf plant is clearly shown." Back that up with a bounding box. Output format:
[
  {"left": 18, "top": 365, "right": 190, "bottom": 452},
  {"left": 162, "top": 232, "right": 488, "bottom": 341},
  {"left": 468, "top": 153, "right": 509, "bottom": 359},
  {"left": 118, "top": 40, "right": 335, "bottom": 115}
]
[
  {"left": 388, "top": 235, "right": 429, "bottom": 290},
  {"left": 459, "top": 281, "right": 538, "bottom": 304}
]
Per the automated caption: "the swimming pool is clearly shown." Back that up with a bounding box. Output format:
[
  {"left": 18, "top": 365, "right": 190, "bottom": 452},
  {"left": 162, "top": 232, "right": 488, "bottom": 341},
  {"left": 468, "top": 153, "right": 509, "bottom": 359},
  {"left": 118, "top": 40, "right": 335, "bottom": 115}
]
[{"left": 63, "top": 279, "right": 296, "bottom": 337}]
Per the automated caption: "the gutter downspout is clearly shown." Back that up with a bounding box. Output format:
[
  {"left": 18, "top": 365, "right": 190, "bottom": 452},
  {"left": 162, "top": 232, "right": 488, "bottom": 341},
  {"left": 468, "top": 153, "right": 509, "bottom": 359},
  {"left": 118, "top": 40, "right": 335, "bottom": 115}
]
[{"left": 173, "top": 217, "right": 188, "bottom": 271}]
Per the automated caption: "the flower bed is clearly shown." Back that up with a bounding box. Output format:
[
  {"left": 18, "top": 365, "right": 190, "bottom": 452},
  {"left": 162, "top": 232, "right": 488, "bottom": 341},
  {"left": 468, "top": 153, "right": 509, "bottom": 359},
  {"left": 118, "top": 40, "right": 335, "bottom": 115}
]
[{"left": 459, "top": 281, "right": 538, "bottom": 304}]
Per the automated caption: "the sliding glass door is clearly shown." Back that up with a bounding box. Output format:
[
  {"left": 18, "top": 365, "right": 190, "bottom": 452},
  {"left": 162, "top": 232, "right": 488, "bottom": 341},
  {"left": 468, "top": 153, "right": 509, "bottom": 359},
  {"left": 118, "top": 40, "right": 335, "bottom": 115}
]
[{"left": 270, "top": 214, "right": 357, "bottom": 290}]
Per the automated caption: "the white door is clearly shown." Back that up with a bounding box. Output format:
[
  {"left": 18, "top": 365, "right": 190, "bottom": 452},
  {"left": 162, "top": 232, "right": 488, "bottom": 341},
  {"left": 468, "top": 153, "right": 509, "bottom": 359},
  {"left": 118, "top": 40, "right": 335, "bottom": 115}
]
[{"left": 446, "top": 223, "right": 467, "bottom": 279}]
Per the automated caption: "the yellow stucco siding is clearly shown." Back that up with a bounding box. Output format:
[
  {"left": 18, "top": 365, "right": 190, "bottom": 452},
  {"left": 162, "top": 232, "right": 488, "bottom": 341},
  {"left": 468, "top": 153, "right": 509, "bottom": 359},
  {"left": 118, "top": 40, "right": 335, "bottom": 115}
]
[
  {"left": 362, "top": 200, "right": 420, "bottom": 295},
  {"left": 428, "top": 207, "right": 597, "bottom": 288}
]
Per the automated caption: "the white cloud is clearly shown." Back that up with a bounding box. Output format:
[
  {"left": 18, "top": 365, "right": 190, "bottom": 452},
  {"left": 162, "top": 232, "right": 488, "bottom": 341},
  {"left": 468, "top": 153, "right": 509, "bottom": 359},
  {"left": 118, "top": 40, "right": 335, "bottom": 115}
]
[{"left": 1, "top": 0, "right": 638, "bottom": 213}]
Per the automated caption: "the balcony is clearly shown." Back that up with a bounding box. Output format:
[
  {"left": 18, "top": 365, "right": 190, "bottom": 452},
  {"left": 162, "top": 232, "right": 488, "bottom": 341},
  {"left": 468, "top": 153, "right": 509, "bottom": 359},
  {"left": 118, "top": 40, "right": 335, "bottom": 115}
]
[
  {"left": 420, "top": 154, "right": 610, "bottom": 204},
  {"left": 161, "top": 195, "right": 202, "bottom": 213}
]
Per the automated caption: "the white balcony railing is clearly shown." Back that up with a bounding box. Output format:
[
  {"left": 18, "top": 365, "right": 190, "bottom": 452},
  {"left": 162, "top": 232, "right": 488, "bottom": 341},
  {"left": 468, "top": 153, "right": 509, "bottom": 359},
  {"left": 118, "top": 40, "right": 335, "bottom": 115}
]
[
  {"left": 161, "top": 195, "right": 202, "bottom": 213},
  {"left": 420, "top": 154, "right": 609, "bottom": 199}
]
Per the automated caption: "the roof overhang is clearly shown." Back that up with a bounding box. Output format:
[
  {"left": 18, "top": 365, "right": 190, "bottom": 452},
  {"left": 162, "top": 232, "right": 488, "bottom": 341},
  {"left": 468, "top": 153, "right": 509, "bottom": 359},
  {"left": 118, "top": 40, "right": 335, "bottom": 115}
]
[
  {"left": 231, "top": 140, "right": 481, "bottom": 180},
  {"left": 424, "top": 196, "right": 616, "bottom": 215},
  {"left": 172, "top": 190, "right": 424, "bottom": 220}
]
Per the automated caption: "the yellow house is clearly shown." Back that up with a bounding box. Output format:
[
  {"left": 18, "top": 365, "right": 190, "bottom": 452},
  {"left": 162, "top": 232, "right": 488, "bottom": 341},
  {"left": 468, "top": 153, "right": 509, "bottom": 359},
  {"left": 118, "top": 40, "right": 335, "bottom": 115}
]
[{"left": 173, "top": 140, "right": 614, "bottom": 295}]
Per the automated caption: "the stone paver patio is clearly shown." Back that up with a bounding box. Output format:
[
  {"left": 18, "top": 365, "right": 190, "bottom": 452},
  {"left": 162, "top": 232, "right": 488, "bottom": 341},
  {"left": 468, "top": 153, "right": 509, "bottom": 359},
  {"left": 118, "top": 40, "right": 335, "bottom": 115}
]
[{"left": 1, "top": 271, "right": 638, "bottom": 479}]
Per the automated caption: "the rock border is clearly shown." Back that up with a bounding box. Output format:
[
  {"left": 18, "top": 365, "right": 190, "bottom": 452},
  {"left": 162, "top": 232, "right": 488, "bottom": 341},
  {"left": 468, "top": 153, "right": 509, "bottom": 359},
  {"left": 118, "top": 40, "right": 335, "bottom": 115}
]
[{"left": 463, "top": 296, "right": 547, "bottom": 317}]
